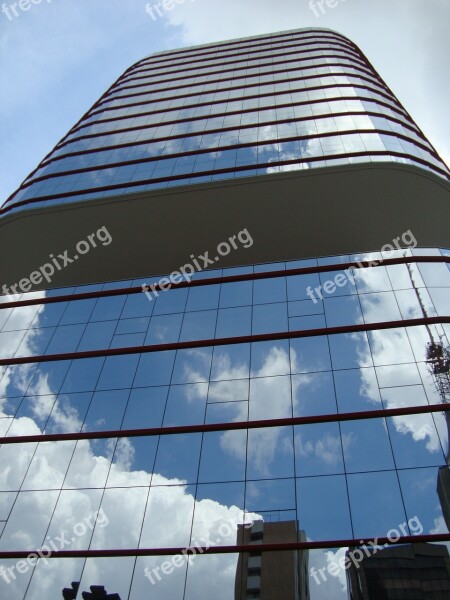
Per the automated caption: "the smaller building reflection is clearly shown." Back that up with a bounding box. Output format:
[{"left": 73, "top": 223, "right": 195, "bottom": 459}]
[
  {"left": 345, "top": 543, "right": 450, "bottom": 599},
  {"left": 439, "top": 466, "right": 450, "bottom": 533},
  {"left": 234, "top": 519, "right": 309, "bottom": 599},
  {"left": 438, "top": 409, "right": 450, "bottom": 532}
]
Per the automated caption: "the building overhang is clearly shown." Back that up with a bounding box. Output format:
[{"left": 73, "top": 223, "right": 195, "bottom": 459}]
[{"left": 1, "top": 162, "right": 449, "bottom": 291}]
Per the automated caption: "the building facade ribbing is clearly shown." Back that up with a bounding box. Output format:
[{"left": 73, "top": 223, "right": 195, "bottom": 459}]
[{"left": 0, "top": 28, "right": 449, "bottom": 599}]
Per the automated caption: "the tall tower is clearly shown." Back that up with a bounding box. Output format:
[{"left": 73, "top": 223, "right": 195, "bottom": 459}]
[{"left": 0, "top": 28, "right": 449, "bottom": 600}]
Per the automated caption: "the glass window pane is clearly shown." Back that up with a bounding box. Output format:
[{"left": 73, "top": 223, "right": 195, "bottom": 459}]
[
  {"left": 216, "top": 306, "right": 252, "bottom": 338},
  {"left": 186, "top": 285, "right": 220, "bottom": 311},
  {"left": 219, "top": 281, "right": 252, "bottom": 308},
  {"left": 329, "top": 332, "right": 372, "bottom": 370},
  {"left": 290, "top": 336, "right": 331, "bottom": 373},
  {"left": 96, "top": 354, "right": 139, "bottom": 390},
  {"left": 252, "top": 303, "right": 287, "bottom": 334},
  {"left": 253, "top": 278, "right": 286, "bottom": 304},
  {"left": 341, "top": 418, "right": 395, "bottom": 472},
  {"left": 296, "top": 475, "right": 352, "bottom": 540},
  {"left": 347, "top": 471, "right": 406, "bottom": 538},
  {"left": 134, "top": 351, "right": 176, "bottom": 387}
]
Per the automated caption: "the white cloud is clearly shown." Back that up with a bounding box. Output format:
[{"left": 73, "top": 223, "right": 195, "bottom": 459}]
[
  {"left": 0, "top": 303, "right": 261, "bottom": 598},
  {"left": 296, "top": 431, "right": 354, "bottom": 464},
  {"left": 185, "top": 344, "right": 299, "bottom": 475}
]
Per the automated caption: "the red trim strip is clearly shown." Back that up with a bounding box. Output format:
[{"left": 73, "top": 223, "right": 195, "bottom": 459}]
[
  {"left": 89, "top": 81, "right": 406, "bottom": 120},
  {"left": 129, "top": 30, "right": 357, "bottom": 69},
  {"left": 2, "top": 256, "right": 447, "bottom": 309},
  {"left": 23, "top": 127, "right": 434, "bottom": 190},
  {"left": 132, "top": 32, "right": 357, "bottom": 71},
  {"left": 1, "top": 404, "right": 447, "bottom": 446},
  {"left": 17, "top": 82, "right": 414, "bottom": 186},
  {"left": 43, "top": 108, "right": 422, "bottom": 154},
  {"left": 38, "top": 107, "right": 414, "bottom": 168},
  {"left": 48, "top": 97, "right": 414, "bottom": 165},
  {"left": 1, "top": 255, "right": 449, "bottom": 309},
  {"left": 3, "top": 150, "right": 448, "bottom": 215},
  {"left": 109, "top": 60, "right": 382, "bottom": 98},
  {"left": 128, "top": 37, "right": 361, "bottom": 78},
  {"left": 70, "top": 99, "right": 417, "bottom": 139},
  {"left": 0, "top": 317, "right": 448, "bottom": 366},
  {"left": 2, "top": 534, "right": 449, "bottom": 560},
  {"left": 122, "top": 48, "right": 369, "bottom": 89},
  {"left": 96, "top": 70, "right": 397, "bottom": 109}
]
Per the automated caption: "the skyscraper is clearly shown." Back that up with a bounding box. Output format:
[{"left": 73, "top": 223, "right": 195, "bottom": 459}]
[
  {"left": 345, "top": 543, "right": 450, "bottom": 599},
  {"left": 0, "top": 28, "right": 449, "bottom": 600}
]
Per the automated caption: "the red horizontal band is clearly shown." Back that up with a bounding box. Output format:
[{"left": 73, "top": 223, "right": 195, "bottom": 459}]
[
  {"left": 110, "top": 60, "right": 380, "bottom": 98},
  {"left": 0, "top": 317, "right": 448, "bottom": 366},
  {"left": 54, "top": 103, "right": 413, "bottom": 162},
  {"left": 34, "top": 79, "right": 408, "bottom": 179},
  {"left": 1, "top": 533, "right": 449, "bottom": 560},
  {"left": 3, "top": 149, "right": 448, "bottom": 215},
  {"left": 131, "top": 32, "right": 358, "bottom": 72},
  {"left": 1, "top": 404, "right": 447, "bottom": 446},
  {"left": 88, "top": 81, "right": 405, "bottom": 122},
  {"left": 96, "top": 70, "right": 398, "bottom": 110},
  {"left": 121, "top": 49, "right": 368, "bottom": 91},
  {"left": 128, "top": 30, "right": 357, "bottom": 70},
  {"left": 59, "top": 34, "right": 354, "bottom": 162},
  {"left": 128, "top": 38, "right": 361, "bottom": 79},
  {"left": 2, "top": 255, "right": 447, "bottom": 309},
  {"left": 24, "top": 126, "right": 433, "bottom": 190},
  {"left": 71, "top": 94, "right": 412, "bottom": 140},
  {"left": 37, "top": 110, "right": 423, "bottom": 165}
]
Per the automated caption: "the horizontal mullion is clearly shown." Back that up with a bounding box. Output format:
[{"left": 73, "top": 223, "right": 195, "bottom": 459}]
[
  {"left": 72, "top": 94, "right": 415, "bottom": 137},
  {"left": 123, "top": 45, "right": 367, "bottom": 87},
  {"left": 20, "top": 127, "right": 439, "bottom": 189},
  {"left": 128, "top": 38, "right": 362, "bottom": 79},
  {"left": 96, "top": 69, "right": 396, "bottom": 109},
  {"left": 68, "top": 105, "right": 413, "bottom": 145},
  {"left": 0, "top": 317, "right": 448, "bottom": 366},
  {"left": 108, "top": 61, "right": 383, "bottom": 101},
  {"left": 33, "top": 78, "right": 411, "bottom": 175},
  {"left": 110, "top": 57, "right": 380, "bottom": 97},
  {"left": 132, "top": 32, "right": 357, "bottom": 70},
  {"left": 1, "top": 404, "right": 448, "bottom": 446},
  {"left": 3, "top": 150, "right": 449, "bottom": 215},
  {"left": 2, "top": 533, "right": 449, "bottom": 559},
  {"left": 1, "top": 255, "right": 448, "bottom": 309},
  {"left": 34, "top": 112, "right": 431, "bottom": 181},
  {"left": 130, "top": 30, "right": 357, "bottom": 70},
  {"left": 88, "top": 81, "right": 405, "bottom": 122}
]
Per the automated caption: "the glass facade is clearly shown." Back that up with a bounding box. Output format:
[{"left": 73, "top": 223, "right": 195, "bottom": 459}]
[
  {"left": 0, "top": 249, "right": 450, "bottom": 598},
  {"left": 1, "top": 27, "right": 448, "bottom": 216},
  {"left": 1, "top": 28, "right": 450, "bottom": 600}
]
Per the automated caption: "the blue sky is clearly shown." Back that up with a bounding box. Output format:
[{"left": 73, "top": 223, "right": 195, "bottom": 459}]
[{"left": 0, "top": 0, "right": 449, "bottom": 203}]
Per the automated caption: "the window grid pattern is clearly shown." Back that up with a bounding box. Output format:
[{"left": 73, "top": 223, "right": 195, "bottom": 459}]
[
  {"left": 0, "top": 248, "right": 449, "bottom": 598},
  {"left": 3, "top": 28, "right": 449, "bottom": 216}
]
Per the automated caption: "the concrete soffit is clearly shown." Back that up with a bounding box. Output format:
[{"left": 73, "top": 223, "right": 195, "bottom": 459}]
[{"left": 0, "top": 163, "right": 449, "bottom": 291}]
